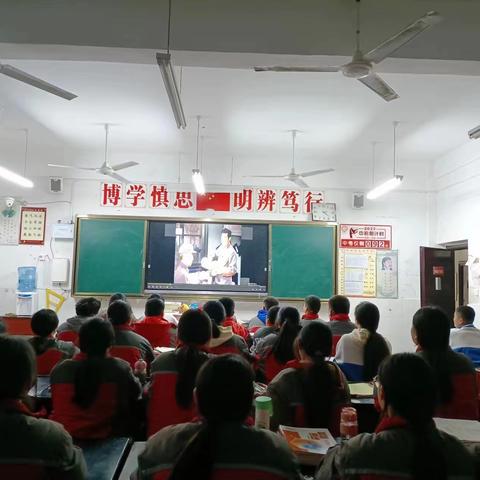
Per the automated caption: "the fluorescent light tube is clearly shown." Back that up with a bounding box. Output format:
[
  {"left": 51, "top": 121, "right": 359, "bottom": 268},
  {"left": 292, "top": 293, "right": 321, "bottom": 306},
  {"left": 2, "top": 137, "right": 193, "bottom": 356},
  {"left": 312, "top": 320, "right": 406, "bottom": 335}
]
[
  {"left": 192, "top": 169, "right": 205, "bottom": 195},
  {"left": 0, "top": 165, "right": 33, "bottom": 188},
  {"left": 156, "top": 52, "right": 187, "bottom": 129},
  {"left": 366, "top": 175, "right": 403, "bottom": 200}
]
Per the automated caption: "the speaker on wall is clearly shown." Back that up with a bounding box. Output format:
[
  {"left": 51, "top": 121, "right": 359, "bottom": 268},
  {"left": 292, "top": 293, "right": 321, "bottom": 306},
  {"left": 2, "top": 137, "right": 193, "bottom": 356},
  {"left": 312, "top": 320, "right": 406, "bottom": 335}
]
[
  {"left": 49, "top": 177, "right": 63, "bottom": 193},
  {"left": 352, "top": 192, "right": 365, "bottom": 209}
]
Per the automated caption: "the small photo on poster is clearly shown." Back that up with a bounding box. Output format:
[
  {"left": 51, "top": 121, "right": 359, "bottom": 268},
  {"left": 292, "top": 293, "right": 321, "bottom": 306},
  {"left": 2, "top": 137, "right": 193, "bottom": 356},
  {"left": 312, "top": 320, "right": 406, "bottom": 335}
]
[{"left": 376, "top": 250, "right": 398, "bottom": 298}]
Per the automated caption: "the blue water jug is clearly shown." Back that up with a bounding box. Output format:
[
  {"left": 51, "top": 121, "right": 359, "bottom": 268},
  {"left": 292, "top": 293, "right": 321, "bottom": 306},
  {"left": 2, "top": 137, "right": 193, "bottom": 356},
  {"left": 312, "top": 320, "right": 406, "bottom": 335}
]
[{"left": 17, "top": 266, "right": 37, "bottom": 292}]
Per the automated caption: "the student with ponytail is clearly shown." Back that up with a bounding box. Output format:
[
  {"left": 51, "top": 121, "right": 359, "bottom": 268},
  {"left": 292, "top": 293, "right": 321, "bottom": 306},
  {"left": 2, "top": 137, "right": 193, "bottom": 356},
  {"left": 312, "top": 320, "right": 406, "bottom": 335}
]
[
  {"left": 268, "top": 322, "right": 350, "bottom": 435},
  {"left": 412, "top": 306, "right": 478, "bottom": 420},
  {"left": 50, "top": 318, "right": 141, "bottom": 440},
  {"left": 335, "top": 301, "right": 391, "bottom": 381},
  {"left": 136, "top": 355, "right": 302, "bottom": 480},
  {"left": 147, "top": 309, "right": 212, "bottom": 436},
  {"left": 316, "top": 353, "right": 474, "bottom": 480}
]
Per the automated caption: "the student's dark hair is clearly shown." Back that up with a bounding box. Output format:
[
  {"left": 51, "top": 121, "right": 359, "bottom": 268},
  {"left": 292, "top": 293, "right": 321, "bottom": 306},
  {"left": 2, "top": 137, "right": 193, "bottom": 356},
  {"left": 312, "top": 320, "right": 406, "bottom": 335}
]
[
  {"left": 221, "top": 228, "right": 232, "bottom": 238},
  {"left": 297, "top": 322, "right": 336, "bottom": 427},
  {"left": 267, "top": 305, "right": 280, "bottom": 326},
  {"left": 175, "top": 310, "right": 212, "bottom": 409},
  {"left": 456, "top": 305, "right": 475, "bottom": 324},
  {"left": 75, "top": 297, "right": 101, "bottom": 317},
  {"left": 264, "top": 296, "right": 279, "bottom": 311},
  {"left": 145, "top": 297, "right": 165, "bottom": 317},
  {"left": 107, "top": 300, "right": 133, "bottom": 326},
  {"left": 218, "top": 297, "right": 235, "bottom": 317},
  {"left": 379, "top": 353, "right": 446, "bottom": 480},
  {"left": 73, "top": 317, "right": 114, "bottom": 409},
  {"left": 305, "top": 295, "right": 321, "bottom": 314},
  {"left": 169, "top": 355, "right": 254, "bottom": 480},
  {"left": 148, "top": 293, "right": 164, "bottom": 301},
  {"left": 413, "top": 306, "right": 453, "bottom": 404},
  {"left": 328, "top": 295, "right": 350, "bottom": 315},
  {"left": 0, "top": 336, "right": 36, "bottom": 400},
  {"left": 202, "top": 300, "right": 226, "bottom": 339},
  {"left": 272, "top": 306, "right": 301, "bottom": 363},
  {"left": 30, "top": 309, "right": 60, "bottom": 355},
  {"left": 109, "top": 292, "right": 126, "bottom": 305},
  {"left": 355, "top": 302, "right": 390, "bottom": 381}
]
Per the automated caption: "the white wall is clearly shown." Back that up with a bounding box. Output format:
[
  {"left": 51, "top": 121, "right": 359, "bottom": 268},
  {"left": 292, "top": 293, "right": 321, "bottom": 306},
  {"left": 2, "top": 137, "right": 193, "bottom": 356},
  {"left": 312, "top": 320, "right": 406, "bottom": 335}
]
[{"left": 0, "top": 173, "right": 431, "bottom": 354}]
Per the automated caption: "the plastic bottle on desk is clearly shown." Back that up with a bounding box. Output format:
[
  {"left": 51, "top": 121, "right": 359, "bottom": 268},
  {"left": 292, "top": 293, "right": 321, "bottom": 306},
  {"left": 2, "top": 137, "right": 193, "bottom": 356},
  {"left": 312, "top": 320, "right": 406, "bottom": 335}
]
[
  {"left": 255, "top": 396, "right": 273, "bottom": 429},
  {"left": 340, "top": 407, "right": 358, "bottom": 440}
]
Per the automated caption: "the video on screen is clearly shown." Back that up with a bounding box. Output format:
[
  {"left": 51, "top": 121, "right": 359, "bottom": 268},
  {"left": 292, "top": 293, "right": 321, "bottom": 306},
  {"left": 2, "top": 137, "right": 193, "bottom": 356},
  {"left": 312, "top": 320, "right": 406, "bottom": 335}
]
[{"left": 145, "top": 221, "right": 269, "bottom": 294}]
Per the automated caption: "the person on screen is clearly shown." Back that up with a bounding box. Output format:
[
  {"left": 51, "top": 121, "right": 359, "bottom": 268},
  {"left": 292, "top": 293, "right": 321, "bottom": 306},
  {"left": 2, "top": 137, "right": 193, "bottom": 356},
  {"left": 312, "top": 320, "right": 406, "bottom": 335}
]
[
  {"left": 204, "top": 228, "right": 238, "bottom": 285},
  {"left": 174, "top": 243, "right": 195, "bottom": 284}
]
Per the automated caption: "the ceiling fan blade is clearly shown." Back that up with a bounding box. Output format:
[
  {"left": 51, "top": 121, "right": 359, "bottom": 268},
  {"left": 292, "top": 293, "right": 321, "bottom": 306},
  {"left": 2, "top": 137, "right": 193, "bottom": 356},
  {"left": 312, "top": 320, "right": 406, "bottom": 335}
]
[
  {"left": 358, "top": 74, "right": 399, "bottom": 102},
  {"left": 47, "top": 163, "right": 97, "bottom": 171},
  {"left": 0, "top": 64, "right": 77, "bottom": 100},
  {"left": 364, "top": 11, "right": 442, "bottom": 64},
  {"left": 242, "top": 174, "right": 287, "bottom": 178},
  {"left": 111, "top": 161, "right": 139, "bottom": 171},
  {"left": 299, "top": 168, "right": 335, "bottom": 177},
  {"left": 108, "top": 172, "right": 130, "bottom": 183},
  {"left": 254, "top": 66, "right": 340, "bottom": 73},
  {"left": 292, "top": 177, "right": 309, "bottom": 188}
]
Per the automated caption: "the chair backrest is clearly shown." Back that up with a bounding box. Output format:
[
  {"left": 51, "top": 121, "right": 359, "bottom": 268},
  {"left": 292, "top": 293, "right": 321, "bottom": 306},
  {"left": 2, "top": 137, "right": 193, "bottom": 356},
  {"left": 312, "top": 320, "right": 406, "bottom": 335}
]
[
  {"left": 152, "top": 467, "right": 291, "bottom": 480},
  {"left": 109, "top": 346, "right": 142, "bottom": 369},
  {"left": 50, "top": 382, "right": 118, "bottom": 440},
  {"left": 36, "top": 348, "right": 64, "bottom": 375},
  {"left": 0, "top": 464, "right": 48, "bottom": 479},
  {"left": 264, "top": 352, "right": 288, "bottom": 383},
  {"left": 0, "top": 316, "right": 33, "bottom": 335},
  {"left": 435, "top": 372, "right": 479, "bottom": 420},
  {"left": 147, "top": 371, "right": 197, "bottom": 437},
  {"left": 133, "top": 323, "right": 172, "bottom": 349},
  {"left": 57, "top": 330, "right": 79, "bottom": 346},
  {"left": 331, "top": 335, "right": 342, "bottom": 356}
]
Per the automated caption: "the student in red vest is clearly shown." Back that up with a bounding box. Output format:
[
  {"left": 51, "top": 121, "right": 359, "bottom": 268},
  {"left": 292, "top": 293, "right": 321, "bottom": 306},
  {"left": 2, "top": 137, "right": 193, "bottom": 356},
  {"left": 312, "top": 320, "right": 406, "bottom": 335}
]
[
  {"left": 57, "top": 297, "right": 101, "bottom": 340},
  {"left": 316, "top": 353, "right": 475, "bottom": 480},
  {"left": 203, "top": 300, "right": 249, "bottom": 357},
  {"left": 136, "top": 355, "right": 302, "bottom": 480},
  {"left": 50, "top": 317, "right": 141, "bottom": 440},
  {"left": 300, "top": 294, "right": 325, "bottom": 327},
  {"left": 247, "top": 296, "right": 280, "bottom": 332},
  {"left": 0, "top": 336, "right": 87, "bottom": 478},
  {"left": 219, "top": 296, "right": 251, "bottom": 346},
  {"left": 147, "top": 309, "right": 211, "bottom": 436},
  {"left": 133, "top": 297, "right": 177, "bottom": 348},
  {"left": 28, "top": 309, "right": 78, "bottom": 373},
  {"left": 107, "top": 300, "right": 155, "bottom": 367},
  {"left": 412, "top": 306, "right": 478, "bottom": 420},
  {"left": 268, "top": 321, "right": 350, "bottom": 435}
]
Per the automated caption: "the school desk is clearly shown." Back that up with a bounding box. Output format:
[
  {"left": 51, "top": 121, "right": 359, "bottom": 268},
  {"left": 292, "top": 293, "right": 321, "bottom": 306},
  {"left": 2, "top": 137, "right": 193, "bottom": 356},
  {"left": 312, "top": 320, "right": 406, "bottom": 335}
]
[
  {"left": 78, "top": 437, "right": 132, "bottom": 480},
  {"left": 118, "top": 441, "right": 146, "bottom": 480}
]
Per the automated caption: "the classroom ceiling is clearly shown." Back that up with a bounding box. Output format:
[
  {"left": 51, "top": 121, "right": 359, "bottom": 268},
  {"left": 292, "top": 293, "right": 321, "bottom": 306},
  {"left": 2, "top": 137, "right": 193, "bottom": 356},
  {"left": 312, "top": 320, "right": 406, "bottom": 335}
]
[{"left": 0, "top": 1, "right": 479, "bottom": 192}]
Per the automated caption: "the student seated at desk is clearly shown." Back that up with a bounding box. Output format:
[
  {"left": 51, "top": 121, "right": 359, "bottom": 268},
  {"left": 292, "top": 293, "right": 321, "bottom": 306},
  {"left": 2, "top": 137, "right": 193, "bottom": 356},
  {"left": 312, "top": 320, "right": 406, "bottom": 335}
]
[
  {"left": 28, "top": 308, "right": 78, "bottom": 375},
  {"left": 203, "top": 300, "right": 249, "bottom": 357},
  {"left": 327, "top": 295, "right": 356, "bottom": 356},
  {"left": 133, "top": 297, "right": 177, "bottom": 348},
  {"left": 450, "top": 305, "right": 480, "bottom": 367},
  {"left": 300, "top": 294, "right": 324, "bottom": 327},
  {"left": 147, "top": 309, "right": 211, "bottom": 436},
  {"left": 57, "top": 296, "right": 101, "bottom": 343},
  {"left": 413, "top": 306, "right": 478, "bottom": 420},
  {"left": 219, "top": 296, "right": 251, "bottom": 345},
  {"left": 268, "top": 322, "right": 349, "bottom": 436},
  {"left": 0, "top": 336, "right": 86, "bottom": 479},
  {"left": 251, "top": 305, "right": 280, "bottom": 351},
  {"left": 335, "top": 302, "right": 391, "bottom": 382},
  {"left": 247, "top": 296, "right": 279, "bottom": 332},
  {"left": 136, "top": 355, "right": 302, "bottom": 480},
  {"left": 316, "top": 353, "right": 475, "bottom": 480},
  {"left": 50, "top": 318, "right": 141, "bottom": 440},
  {"left": 107, "top": 300, "right": 155, "bottom": 368},
  {"left": 257, "top": 307, "right": 302, "bottom": 383}
]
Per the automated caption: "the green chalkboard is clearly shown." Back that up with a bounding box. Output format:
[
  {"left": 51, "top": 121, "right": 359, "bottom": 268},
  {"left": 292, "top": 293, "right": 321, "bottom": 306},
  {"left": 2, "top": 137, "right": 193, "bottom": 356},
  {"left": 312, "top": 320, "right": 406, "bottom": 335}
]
[
  {"left": 270, "top": 224, "right": 336, "bottom": 299},
  {"left": 74, "top": 218, "right": 146, "bottom": 295}
]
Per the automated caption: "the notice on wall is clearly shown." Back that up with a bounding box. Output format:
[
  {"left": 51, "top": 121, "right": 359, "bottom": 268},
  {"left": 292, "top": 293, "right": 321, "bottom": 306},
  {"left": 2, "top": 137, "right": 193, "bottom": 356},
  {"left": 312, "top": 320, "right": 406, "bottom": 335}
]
[
  {"left": 0, "top": 207, "right": 20, "bottom": 245},
  {"left": 339, "top": 224, "right": 392, "bottom": 249},
  {"left": 338, "top": 249, "right": 376, "bottom": 297},
  {"left": 19, "top": 207, "right": 47, "bottom": 245},
  {"left": 376, "top": 250, "right": 398, "bottom": 298}
]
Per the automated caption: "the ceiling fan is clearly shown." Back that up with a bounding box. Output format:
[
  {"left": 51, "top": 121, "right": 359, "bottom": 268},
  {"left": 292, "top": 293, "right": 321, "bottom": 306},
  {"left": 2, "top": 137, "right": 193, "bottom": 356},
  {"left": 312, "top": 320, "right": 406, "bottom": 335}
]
[
  {"left": 254, "top": 0, "right": 442, "bottom": 102},
  {"left": 0, "top": 63, "right": 77, "bottom": 100},
  {"left": 245, "top": 130, "right": 334, "bottom": 188},
  {"left": 48, "top": 124, "right": 138, "bottom": 183}
]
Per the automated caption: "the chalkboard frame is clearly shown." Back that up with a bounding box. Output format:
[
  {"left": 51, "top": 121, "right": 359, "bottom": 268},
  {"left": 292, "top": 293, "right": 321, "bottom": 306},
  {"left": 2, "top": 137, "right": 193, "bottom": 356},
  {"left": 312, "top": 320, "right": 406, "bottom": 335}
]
[{"left": 72, "top": 214, "right": 337, "bottom": 300}]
